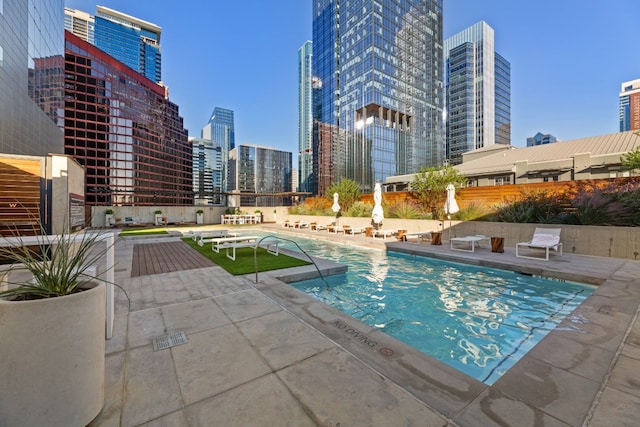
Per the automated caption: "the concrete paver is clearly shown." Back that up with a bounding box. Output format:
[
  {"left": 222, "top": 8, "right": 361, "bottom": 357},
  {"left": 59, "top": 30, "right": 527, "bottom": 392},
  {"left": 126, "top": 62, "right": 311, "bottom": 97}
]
[{"left": 88, "top": 225, "right": 640, "bottom": 426}]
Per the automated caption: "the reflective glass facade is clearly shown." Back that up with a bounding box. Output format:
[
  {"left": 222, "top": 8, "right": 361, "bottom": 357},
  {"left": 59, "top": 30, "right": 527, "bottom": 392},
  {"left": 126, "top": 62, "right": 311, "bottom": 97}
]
[
  {"left": 312, "top": 0, "right": 444, "bottom": 195},
  {"left": 229, "top": 144, "right": 292, "bottom": 206},
  {"left": 202, "top": 107, "right": 235, "bottom": 193},
  {"left": 298, "top": 41, "right": 313, "bottom": 194},
  {"left": 444, "top": 21, "right": 510, "bottom": 165},
  {"left": 64, "top": 32, "right": 191, "bottom": 206},
  {"left": 0, "top": 0, "right": 65, "bottom": 156},
  {"left": 94, "top": 6, "right": 161, "bottom": 83},
  {"left": 191, "top": 137, "right": 224, "bottom": 205}
]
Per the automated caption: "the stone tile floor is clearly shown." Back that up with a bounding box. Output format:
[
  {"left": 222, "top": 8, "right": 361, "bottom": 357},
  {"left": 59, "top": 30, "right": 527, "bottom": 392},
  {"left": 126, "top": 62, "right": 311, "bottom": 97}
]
[{"left": 89, "top": 225, "right": 640, "bottom": 426}]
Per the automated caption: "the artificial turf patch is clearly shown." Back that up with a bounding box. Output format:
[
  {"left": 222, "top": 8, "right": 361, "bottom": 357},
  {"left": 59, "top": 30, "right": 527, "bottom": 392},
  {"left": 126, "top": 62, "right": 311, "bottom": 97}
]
[
  {"left": 119, "top": 227, "right": 169, "bottom": 236},
  {"left": 181, "top": 237, "right": 310, "bottom": 275}
]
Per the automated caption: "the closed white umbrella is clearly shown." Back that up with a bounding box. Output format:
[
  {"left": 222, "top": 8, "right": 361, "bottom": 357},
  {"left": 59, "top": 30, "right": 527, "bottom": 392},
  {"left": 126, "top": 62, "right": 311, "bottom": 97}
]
[
  {"left": 371, "top": 182, "right": 384, "bottom": 229},
  {"left": 332, "top": 193, "right": 341, "bottom": 227},
  {"left": 444, "top": 184, "right": 460, "bottom": 216},
  {"left": 444, "top": 183, "right": 460, "bottom": 240}
]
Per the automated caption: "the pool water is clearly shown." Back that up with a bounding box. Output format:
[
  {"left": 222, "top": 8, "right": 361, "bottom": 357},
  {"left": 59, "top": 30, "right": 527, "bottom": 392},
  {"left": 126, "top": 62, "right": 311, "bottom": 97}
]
[{"left": 267, "top": 232, "right": 595, "bottom": 385}]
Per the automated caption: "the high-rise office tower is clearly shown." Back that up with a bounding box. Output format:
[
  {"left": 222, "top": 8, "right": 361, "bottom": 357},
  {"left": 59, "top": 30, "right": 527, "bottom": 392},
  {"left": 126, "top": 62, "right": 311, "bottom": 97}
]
[
  {"left": 619, "top": 79, "right": 640, "bottom": 132},
  {"left": 0, "top": 0, "right": 65, "bottom": 156},
  {"left": 444, "top": 21, "right": 511, "bottom": 165},
  {"left": 64, "top": 7, "right": 94, "bottom": 44},
  {"left": 527, "top": 132, "right": 558, "bottom": 147},
  {"left": 64, "top": 31, "right": 191, "bottom": 206},
  {"left": 229, "top": 144, "right": 292, "bottom": 206},
  {"left": 312, "top": 0, "right": 444, "bottom": 195},
  {"left": 94, "top": 6, "right": 162, "bottom": 83},
  {"left": 191, "top": 136, "right": 225, "bottom": 205},
  {"left": 298, "top": 41, "right": 314, "bottom": 195},
  {"left": 202, "top": 107, "right": 235, "bottom": 193}
]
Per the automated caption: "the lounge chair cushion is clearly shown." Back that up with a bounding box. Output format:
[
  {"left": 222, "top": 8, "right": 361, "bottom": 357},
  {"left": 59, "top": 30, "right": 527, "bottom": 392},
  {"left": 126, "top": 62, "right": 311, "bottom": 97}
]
[{"left": 529, "top": 234, "right": 559, "bottom": 247}]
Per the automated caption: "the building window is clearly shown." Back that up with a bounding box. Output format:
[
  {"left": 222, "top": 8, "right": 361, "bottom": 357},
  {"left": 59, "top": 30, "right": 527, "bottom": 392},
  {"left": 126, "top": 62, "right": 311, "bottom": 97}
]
[{"left": 494, "top": 175, "right": 511, "bottom": 185}]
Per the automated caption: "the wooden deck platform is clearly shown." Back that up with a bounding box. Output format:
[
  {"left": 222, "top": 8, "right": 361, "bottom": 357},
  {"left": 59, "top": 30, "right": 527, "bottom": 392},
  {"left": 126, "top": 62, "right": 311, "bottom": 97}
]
[{"left": 131, "top": 241, "right": 215, "bottom": 277}]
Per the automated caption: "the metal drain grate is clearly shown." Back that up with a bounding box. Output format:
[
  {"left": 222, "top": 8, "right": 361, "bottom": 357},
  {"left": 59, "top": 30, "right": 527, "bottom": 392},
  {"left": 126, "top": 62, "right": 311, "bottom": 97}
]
[{"left": 152, "top": 331, "right": 188, "bottom": 351}]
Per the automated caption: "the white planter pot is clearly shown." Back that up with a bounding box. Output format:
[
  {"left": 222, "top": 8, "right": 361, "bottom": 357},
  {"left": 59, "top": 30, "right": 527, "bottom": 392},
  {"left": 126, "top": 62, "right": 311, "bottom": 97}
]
[
  {"left": 105, "top": 214, "right": 114, "bottom": 227},
  {"left": 196, "top": 213, "right": 204, "bottom": 224},
  {"left": 0, "top": 282, "right": 106, "bottom": 427},
  {"left": 155, "top": 214, "right": 164, "bottom": 226}
]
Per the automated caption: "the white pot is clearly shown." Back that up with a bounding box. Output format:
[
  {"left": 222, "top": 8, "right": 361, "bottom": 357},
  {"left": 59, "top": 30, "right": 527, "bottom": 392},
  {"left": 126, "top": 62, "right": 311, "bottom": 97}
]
[
  {"left": 0, "top": 282, "right": 106, "bottom": 427},
  {"left": 196, "top": 213, "right": 204, "bottom": 224},
  {"left": 105, "top": 213, "right": 114, "bottom": 227},
  {"left": 155, "top": 214, "right": 164, "bottom": 226}
]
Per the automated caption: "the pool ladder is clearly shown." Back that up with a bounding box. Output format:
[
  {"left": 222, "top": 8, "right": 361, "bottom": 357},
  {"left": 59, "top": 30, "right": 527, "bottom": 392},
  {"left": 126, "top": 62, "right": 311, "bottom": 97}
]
[{"left": 253, "top": 235, "right": 332, "bottom": 290}]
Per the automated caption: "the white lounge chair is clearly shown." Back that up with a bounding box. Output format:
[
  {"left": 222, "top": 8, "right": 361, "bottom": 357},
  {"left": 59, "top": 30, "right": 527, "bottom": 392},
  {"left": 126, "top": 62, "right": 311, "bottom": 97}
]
[
  {"left": 516, "top": 228, "right": 563, "bottom": 261},
  {"left": 450, "top": 235, "right": 490, "bottom": 252}
]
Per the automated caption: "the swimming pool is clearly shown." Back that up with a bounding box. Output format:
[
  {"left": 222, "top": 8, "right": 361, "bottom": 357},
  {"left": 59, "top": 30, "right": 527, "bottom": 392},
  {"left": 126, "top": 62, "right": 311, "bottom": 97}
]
[{"left": 266, "top": 232, "right": 595, "bottom": 385}]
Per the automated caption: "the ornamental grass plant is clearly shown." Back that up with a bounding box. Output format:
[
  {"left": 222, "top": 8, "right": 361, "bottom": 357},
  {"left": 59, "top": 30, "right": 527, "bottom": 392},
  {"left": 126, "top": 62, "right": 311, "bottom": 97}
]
[{"left": 0, "top": 226, "right": 113, "bottom": 300}]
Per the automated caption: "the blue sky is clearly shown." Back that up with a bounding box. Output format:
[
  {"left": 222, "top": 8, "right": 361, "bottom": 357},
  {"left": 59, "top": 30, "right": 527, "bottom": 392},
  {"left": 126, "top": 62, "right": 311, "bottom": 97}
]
[{"left": 65, "top": 0, "right": 640, "bottom": 156}]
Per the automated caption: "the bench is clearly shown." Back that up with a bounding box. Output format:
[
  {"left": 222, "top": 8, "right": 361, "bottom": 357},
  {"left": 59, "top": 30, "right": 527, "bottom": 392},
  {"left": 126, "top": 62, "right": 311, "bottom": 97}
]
[
  {"left": 223, "top": 239, "right": 280, "bottom": 261},
  {"left": 194, "top": 230, "right": 235, "bottom": 246}
]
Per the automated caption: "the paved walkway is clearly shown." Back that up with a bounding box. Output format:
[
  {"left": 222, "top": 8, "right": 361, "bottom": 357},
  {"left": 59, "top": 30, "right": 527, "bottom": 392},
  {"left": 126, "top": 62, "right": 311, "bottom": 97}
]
[{"left": 89, "top": 225, "right": 640, "bottom": 426}]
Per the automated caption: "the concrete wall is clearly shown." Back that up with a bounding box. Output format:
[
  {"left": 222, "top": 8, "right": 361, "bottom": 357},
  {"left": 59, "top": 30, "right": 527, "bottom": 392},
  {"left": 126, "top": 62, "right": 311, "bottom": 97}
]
[
  {"left": 50, "top": 155, "right": 85, "bottom": 234},
  {"left": 281, "top": 215, "right": 640, "bottom": 261},
  {"left": 90, "top": 206, "right": 227, "bottom": 228}
]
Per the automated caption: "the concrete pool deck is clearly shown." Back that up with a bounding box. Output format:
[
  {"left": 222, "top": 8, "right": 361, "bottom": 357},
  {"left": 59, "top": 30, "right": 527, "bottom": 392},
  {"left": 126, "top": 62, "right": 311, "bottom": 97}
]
[{"left": 89, "top": 225, "right": 640, "bottom": 426}]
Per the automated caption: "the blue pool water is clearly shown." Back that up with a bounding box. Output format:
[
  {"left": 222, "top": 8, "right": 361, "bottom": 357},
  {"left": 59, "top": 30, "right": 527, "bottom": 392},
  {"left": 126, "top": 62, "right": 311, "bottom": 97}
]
[{"left": 264, "top": 232, "right": 595, "bottom": 385}]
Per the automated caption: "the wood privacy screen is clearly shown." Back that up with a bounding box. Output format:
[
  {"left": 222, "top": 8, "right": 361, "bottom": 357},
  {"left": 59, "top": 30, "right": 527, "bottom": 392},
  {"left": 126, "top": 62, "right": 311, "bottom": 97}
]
[
  {"left": 312, "top": 177, "right": 639, "bottom": 211},
  {"left": 0, "top": 158, "right": 43, "bottom": 236}
]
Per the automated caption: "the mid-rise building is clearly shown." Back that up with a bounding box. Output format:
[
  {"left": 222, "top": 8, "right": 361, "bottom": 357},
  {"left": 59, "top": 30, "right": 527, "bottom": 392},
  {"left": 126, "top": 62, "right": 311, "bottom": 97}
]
[
  {"left": 312, "top": 0, "right": 444, "bottom": 196},
  {"left": 64, "top": 31, "right": 192, "bottom": 206},
  {"left": 228, "top": 144, "right": 292, "bottom": 207},
  {"left": 191, "top": 135, "right": 225, "bottom": 206},
  {"left": 619, "top": 79, "right": 640, "bottom": 132},
  {"left": 298, "top": 41, "right": 313, "bottom": 195},
  {"left": 202, "top": 107, "right": 235, "bottom": 194},
  {"left": 94, "top": 6, "right": 162, "bottom": 83},
  {"left": 64, "top": 7, "right": 94, "bottom": 44},
  {"left": 527, "top": 132, "right": 558, "bottom": 147},
  {"left": 0, "top": 0, "right": 65, "bottom": 157},
  {"left": 444, "top": 21, "right": 511, "bottom": 165}
]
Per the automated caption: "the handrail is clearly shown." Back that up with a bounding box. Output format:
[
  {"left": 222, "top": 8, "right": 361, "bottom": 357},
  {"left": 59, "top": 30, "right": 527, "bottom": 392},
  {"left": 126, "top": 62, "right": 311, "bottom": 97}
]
[{"left": 253, "top": 235, "right": 332, "bottom": 290}]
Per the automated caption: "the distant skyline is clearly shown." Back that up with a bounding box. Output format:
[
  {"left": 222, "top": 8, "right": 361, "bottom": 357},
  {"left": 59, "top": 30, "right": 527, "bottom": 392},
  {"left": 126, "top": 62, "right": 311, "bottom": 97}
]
[{"left": 64, "top": 0, "right": 640, "bottom": 157}]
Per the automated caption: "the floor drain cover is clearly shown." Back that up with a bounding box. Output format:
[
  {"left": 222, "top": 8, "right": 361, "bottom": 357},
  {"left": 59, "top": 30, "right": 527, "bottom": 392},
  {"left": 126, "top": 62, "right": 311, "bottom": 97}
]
[{"left": 152, "top": 331, "right": 188, "bottom": 351}]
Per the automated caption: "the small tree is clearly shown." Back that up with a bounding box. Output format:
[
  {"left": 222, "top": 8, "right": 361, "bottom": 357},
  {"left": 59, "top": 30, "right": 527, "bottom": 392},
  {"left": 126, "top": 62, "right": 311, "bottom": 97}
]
[
  {"left": 621, "top": 147, "right": 640, "bottom": 172},
  {"left": 326, "top": 179, "right": 361, "bottom": 213},
  {"left": 410, "top": 165, "right": 467, "bottom": 217}
]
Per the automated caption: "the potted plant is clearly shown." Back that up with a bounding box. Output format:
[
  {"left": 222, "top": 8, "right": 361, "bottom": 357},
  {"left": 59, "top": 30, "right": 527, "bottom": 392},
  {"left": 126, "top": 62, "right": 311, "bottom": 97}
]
[
  {"left": 0, "top": 227, "right": 111, "bottom": 426},
  {"left": 105, "top": 208, "right": 114, "bottom": 227},
  {"left": 196, "top": 209, "right": 204, "bottom": 224},
  {"left": 154, "top": 209, "right": 163, "bottom": 226}
]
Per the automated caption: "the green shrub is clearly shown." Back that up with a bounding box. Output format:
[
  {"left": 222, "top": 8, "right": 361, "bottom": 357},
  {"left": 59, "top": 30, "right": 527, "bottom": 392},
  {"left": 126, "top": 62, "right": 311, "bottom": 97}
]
[
  {"left": 387, "top": 200, "right": 424, "bottom": 219},
  {"left": 455, "top": 201, "right": 491, "bottom": 221},
  {"left": 346, "top": 201, "right": 373, "bottom": 217}
]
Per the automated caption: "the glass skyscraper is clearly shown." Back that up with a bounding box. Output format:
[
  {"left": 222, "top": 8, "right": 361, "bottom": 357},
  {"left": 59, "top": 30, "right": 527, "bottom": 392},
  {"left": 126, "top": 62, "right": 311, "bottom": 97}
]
[
  {"left": 444, "top": 21, "right": 511, "bottom": 164},
  {"left": 64, "top": 32, "right": 192, "bottom": 206},
  {"left": 94, "top": 6, "right": 162, "bottom": 83},
  {"left": 298, "top": 41, "right": 314, "bottom": 195},
  {"left": 229, "top": 144, "right": 292, "bottom": 207},
  {"left": 312, "top": 0, "right": 444, "bottom": 195},
  {"left": 202, "top": 107, "right": 235, "bottom": 193},
  {"left": 0, "top": 0, "right": 65, "bottom": 156},
  {"left": 191, "top": 137, "right": 224, "bottom": 205}
]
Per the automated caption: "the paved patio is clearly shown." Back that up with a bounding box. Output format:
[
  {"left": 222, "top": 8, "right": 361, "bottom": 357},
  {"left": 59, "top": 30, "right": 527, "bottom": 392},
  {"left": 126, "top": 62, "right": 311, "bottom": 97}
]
[{"left": 89, "top": 225, "right": 640, "bottom": 426}]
